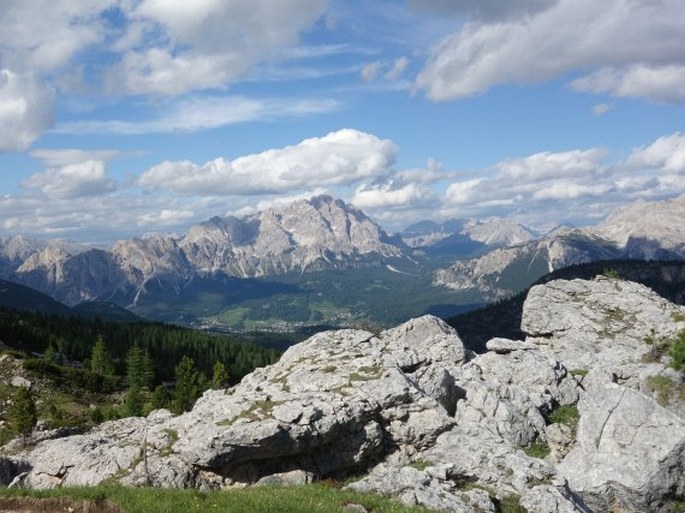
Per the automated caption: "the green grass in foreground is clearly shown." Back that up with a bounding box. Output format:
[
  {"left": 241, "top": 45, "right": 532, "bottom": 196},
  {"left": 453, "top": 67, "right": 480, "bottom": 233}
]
[{"left": 0, "top": 484, "right": 436, "bottom": 513}]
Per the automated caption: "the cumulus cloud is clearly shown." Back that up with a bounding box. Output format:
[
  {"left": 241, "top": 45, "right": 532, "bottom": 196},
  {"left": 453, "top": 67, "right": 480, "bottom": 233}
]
[
  {"left": 0, "top": 0, "right": 111, "bottom": 73},
  {"left": 440, "top": 133, "right": 685, "bottom": 225},
  {"left": 136, "top": 129, "right": 396, "bottom": 195},
  {"left": 625, "top": 133, "right": 685, "bottom": 174},
  {"left": 0, "top": 70, "right": 54, "bottom": 151},
  {"left": 352, "top": 181, "right": 433, "bottom": 210},
  {"left": 22, "top": 159, "right": 117, "bottom": 199},
  {"left": 416, "top": 0, "right": 685, "bottom": 102},
  {"left": 106, "top": 0, "right": 328, "bottom": 95}
]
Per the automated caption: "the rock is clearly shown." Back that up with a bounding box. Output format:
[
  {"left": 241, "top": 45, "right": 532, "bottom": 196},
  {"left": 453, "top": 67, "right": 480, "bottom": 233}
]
[
  {"left": 254, "top": 469, "right": 314, "bottom": 487},
  {"left": 557, "top": 383, "right": 685, "bottom": 513},
  {"left": 485, "top": 337, "right": 538, "bottom": 354},
  {"left": 522, "top": 278, "right": 685, "bottom": 370},
  {"left": 4, "top": 316, "right": 464, "bottom": 490},
  {"left": 10, "top": 376, "right": 31, "bottom": 388},
  {"left": 519, "top": 481, "right": 592, "bottom": 513},
  {"left": 347, "top": 464, "right": 479, "bottom": 513}
]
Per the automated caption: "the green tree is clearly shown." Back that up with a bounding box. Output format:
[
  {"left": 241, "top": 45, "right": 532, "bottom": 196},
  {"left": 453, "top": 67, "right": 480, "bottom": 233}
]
[
  {"left": 211, "top": 361, "right": 229, "bottom": 389},
  {"left": 171, "top": 356, "right": 199, "bottom": 415},
  {"left": 151, "top": 385, "right": 171, "bottom": 410},
  {"left": 670, "top": 329, "right": 685, "bottom": 371},
  {"left": 9, "top": 387, "right": 37, "bottom": 438},
  {"left": 90, "top": 335, "right": 114, "bottom": 375},
  {"left": 126, "top": 344, "right": 154, "bottom": 389},
  {"left": 43, "top": 343, "right": 57, "bottom": 364},
  {"left": 124, "top": 386, "right": 145, "bottom": 417}
]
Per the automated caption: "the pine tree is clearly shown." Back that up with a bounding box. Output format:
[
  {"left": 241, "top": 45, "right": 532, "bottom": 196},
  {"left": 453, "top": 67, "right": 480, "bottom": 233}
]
[
  {"left": 43, "top": 343, "right": 57, "bottom": 364},
  {"left": 124, "top": 386, "right": 145, "bottom": 417},
  {"left": 211, "top": 361, "right": 229, "bottom": 389},
  {"left": 126, "top": 344, "right": 154, "bottom": 390},
  {"left": 9, "top": 387, "right": 37, "bottom": 438},
  {"left": 171, "top": 356, "right": 199, "bottom": 415},
  {"left": 90, "top": 335, "right": 114, "bottom": 375}
]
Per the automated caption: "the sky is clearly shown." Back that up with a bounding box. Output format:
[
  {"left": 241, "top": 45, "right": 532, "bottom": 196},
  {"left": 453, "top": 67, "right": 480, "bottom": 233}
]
[{"left": 0, "top": 0, "right": 684, "bottom": 245}]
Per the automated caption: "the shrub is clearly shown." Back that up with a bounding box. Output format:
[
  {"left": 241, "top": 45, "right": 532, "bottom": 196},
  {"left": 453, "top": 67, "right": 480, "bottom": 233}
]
[{"left": 669, "top": 330, "right": 685, "bottom": 371}]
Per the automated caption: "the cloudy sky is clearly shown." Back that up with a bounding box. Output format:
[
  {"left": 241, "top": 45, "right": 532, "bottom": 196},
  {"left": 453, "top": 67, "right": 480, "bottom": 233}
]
[{"left": 1, "top": 0, "right": 684, "bottom": 245}]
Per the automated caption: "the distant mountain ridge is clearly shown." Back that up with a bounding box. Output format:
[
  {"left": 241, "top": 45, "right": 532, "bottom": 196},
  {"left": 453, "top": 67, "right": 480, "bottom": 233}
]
[
  {"left": 434, "top": 193, "right": 685, "bottom": 300},
  {"left": 6, "top": 196, "right": 405, "bottom": 307},
  {"left": 2, "top": 193, "right": 685, "bottom": 330}
]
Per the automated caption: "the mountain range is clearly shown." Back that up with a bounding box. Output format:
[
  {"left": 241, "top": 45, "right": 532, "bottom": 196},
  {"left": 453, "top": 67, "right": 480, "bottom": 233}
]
[{"left": 1, "top": 193, "right": 684, "bottom": 330}]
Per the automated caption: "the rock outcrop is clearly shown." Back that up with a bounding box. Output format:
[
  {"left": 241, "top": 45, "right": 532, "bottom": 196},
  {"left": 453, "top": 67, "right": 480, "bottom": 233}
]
[{"left": 1, "top": 277, "right": 684, "bottom": 512}]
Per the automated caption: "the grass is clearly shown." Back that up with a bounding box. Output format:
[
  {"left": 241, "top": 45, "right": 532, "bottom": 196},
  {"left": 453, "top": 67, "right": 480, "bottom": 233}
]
[
  {"left": 0, "top": 484, "right": 436, "bottom": 513},
  {"left": 524, "top": 440, "right": 550, "bottom": 459},
  {"left": 646, "top": 375, "right": 685, "bottom": 406},
  {"left": 548, "top": 405, "right": 580, "bottom": 429}
]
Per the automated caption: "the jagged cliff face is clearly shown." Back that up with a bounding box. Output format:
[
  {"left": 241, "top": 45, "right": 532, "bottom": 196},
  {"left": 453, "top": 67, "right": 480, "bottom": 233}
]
[
  {"left": 434, "top": 194, "right": 685, "bottom": 299},
  {"left": 2, "top": 278, "right": 683, "bottom": 513},
  {"left": 179, "top": 196, "right": 402, "bottom": 278},
  {"left": 9, "top": 195, "right": 404, "bottom": 305}
]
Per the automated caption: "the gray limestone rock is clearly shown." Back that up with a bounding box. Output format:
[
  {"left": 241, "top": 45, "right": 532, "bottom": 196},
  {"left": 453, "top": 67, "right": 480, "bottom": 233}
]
[{"left": 557, "top": 383, "right": 685, "bottom": 513}]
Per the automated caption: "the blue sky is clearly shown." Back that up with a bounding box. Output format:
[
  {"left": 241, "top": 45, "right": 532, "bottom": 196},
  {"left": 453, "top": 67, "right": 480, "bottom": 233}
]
[{"left": 0, "top": 0, "right": 684, "bottom": 245}]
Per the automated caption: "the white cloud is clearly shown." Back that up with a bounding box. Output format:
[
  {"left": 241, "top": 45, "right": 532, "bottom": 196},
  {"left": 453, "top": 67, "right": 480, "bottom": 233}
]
[
  {"left": 352, "top": 182, "right": 432, "bottom": 210},
  {"left": 416, "top": 0, "right": 685, "bottom": 102},
  {"left": 56, "top": 95, "right": 339, "bottom": 135},
  {"left": 625, "top": 133, "right": 685, "bottom": 174},
  {"left": 107, "top": 0, "right": 328, "bottom": 95},
  {"left": 0, "top": 70, "right": 54, "bottom": 151},
  {"left": 30, "top": 148, "right": 123, "bottom": 167},
  {"left": 445, "top": 178, "right": 485, "bottom": 205},
  {"left": 138, "top": 209, "right": 195, "bottom": 227},
  {"left": 495, "top": 149, "right": 606, "bottom": 182},
  {"left": 22, "top": 159, "right": 117, "bottom": 199},
  {"left": 592, "top": 103, "right": 613, "bottom": 116},
  {"left": 439, "top": 132, "right": 685, "bottom": 226},
  {"left": 361, "top": 62, "right": 382, "bottom": 82},
  {"left": 532, "top": 181, "right": 611, "bottom": 200},
  {"left": 572, "top": 65, "right": 685, "bottom": 104},
  {"left": 0, "top": 0, "right": 112, "bottom": 72},
  {"left": 384, "top": 57, "right": 409, "bottom": 81},
  {"left": 136, "top": 129, "right": 396, "bottom": 195}
]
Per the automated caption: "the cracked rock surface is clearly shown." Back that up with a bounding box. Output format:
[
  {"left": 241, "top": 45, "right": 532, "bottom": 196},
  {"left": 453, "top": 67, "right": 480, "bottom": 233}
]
[{"left": 1, "top": 277, "right": 684, "bottom": 513}]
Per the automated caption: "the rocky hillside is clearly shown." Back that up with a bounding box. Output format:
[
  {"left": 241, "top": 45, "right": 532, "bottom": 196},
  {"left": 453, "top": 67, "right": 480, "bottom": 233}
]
[
  {"left": 2, "top": 277, "right": 683, "bottom": 512},
  {"left": 434, "top": 193, "right": 685, "bottom": 300}
]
